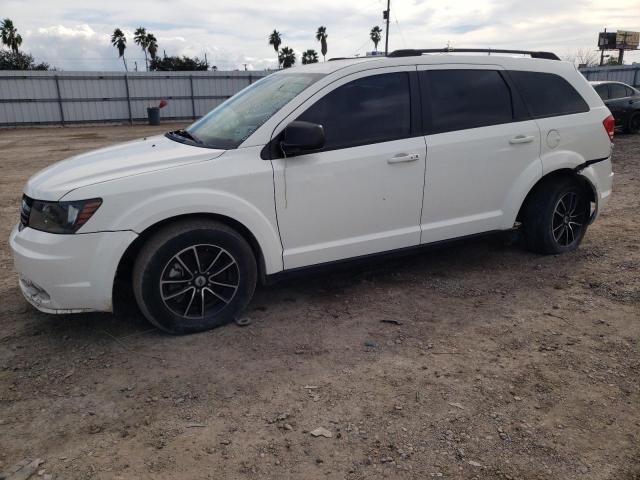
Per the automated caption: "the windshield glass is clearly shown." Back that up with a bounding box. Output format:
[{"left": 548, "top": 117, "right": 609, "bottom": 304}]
[{"left": 184, "top": 72, "right": 324, "bottom": 149}]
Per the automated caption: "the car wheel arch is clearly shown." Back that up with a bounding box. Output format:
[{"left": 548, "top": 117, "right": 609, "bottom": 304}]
[
  {"left": 112, "top": 213, "right": 268, "bottom": 314},
  {"left": 516, "top": 168, "right": 597, "bottom": 224}
]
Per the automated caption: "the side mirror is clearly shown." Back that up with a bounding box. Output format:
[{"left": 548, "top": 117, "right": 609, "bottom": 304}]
[{"left": 280, "top": 121, "right": 325, "bottom": 156}]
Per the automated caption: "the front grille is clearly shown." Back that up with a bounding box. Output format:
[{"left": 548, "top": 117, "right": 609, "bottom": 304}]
[{"left": 20, "top": 195, "right": 33, "bottom": 228}]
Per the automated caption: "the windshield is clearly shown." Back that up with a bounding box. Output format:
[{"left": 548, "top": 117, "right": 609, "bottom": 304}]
[{"left": 182, "top": 72, "right": 324, "bottom": 149}]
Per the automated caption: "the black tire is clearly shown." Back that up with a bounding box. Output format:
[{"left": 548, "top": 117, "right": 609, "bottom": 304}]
[
  {"left": 132, "top": 219, "right": 257, "bottom": 334},
  {"left": 522, "top": 176, "right": 591, "bottom": 255},
  {"left": 624, "top": 112, "right": 640, "bottom": 134}
]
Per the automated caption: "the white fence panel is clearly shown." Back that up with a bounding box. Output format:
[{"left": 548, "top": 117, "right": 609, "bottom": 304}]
[
  {"left": 579, "top": 65, "right": 640, "bottom": 87},
  {"left": 0, "top": 70, "right": 269, "bottom": 126}
]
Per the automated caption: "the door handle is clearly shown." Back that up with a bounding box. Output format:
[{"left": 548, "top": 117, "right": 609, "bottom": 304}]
[
  {"left": 388, "top": 153, "right": 419, "bottom": 164},
  {"left": 509, "top": 135, "right": 535, "bottom": 145}
]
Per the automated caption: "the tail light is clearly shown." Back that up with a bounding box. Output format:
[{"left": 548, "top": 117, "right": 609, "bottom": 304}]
[{"left": 603, "top": 114, "right": 615, "bottom": 141}]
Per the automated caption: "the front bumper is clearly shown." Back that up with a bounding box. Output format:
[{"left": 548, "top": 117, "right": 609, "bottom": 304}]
[{"left": 9, "top": 225, "right": 137, "bottom": 313}]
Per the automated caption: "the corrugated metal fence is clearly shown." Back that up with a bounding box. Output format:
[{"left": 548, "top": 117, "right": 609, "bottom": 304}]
[
  {"left": 579, "top": 64, "right": 640, "bottom": 87},
  {"left": 0, "top": 70, "right": 269, "bottom": 127}
]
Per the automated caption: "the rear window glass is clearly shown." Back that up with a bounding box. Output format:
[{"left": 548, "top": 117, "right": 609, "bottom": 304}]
[
  {"left": 509, "top": 71, "right": 589, "bottom": 118},
  {"left": 421, "top": 70, "right": 513, "bottom": 133}
]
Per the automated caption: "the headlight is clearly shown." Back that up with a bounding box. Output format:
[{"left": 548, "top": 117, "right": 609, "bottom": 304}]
[{"left": 24, "top": 197, "right": 102, "bottom": 234}]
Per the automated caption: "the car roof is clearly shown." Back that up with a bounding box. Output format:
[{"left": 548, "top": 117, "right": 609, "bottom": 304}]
[{"left": 287, "top": 53, "right": 575, "bottom": 76}]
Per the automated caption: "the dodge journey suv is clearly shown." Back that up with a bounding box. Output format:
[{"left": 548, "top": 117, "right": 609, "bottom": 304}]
[{"left": 10, "top": 48, "right": 615, "bottom": 334}]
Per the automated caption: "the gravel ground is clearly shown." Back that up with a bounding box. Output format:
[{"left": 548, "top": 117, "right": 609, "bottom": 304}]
[{"left": 0, "top": 124, "right": 638, "bottom": 480}]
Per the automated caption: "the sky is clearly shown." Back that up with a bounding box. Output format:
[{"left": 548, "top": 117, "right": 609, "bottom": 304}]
[{"left": 2, "top": 0, "right": 639, "bottom": 71}]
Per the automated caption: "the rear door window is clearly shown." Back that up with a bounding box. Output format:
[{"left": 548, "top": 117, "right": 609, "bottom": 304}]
[
  {"left": 420, "top": 69, "right": 514, "bottom": 134},
  {"left": 296, "top": 72, "right": 411, "bottom": 151},
  {"left": 609, "top": 83, "right": 629, "bottom": 99},
  {"left": 509, "top": 71, "right": 589, "bottom": 118}
]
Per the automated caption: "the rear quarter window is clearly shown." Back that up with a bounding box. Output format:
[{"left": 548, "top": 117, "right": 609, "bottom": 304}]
[{"left": 509, "top": 71, "right": 589, "bottom": 118}]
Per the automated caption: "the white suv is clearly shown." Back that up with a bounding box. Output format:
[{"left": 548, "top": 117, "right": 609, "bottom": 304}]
[{"left": 10, "top": 48, "right": 614, "bottom": 334}]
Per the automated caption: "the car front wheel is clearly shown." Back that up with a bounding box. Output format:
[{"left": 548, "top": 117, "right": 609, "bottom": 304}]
[{"left": 133, "top": 219, "right": 257, "bottom": 334}]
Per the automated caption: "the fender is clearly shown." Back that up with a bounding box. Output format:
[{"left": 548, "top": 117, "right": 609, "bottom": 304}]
[
  {"left": 60, "top": 147, "right": 284, "bottom": 274},
  {"left": 540, "top": 149, "right": 610, "bottom": 218},
  {"left": 504, "top": 149, "right": 610, "bottom": 229},
  {"left": 112, "top": 189, "right": 284, "bottom": 274}
]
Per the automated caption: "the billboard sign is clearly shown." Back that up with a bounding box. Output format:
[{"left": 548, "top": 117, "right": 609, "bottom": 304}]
[
  {"left": 599, "top": 30, "right": 639, "bottom": 50},
  {"left": 616, "top": 31, "right": 639, "bottom": 49},
  {"left": 598, "top": 31, "right": 617, "bottom": 49}
]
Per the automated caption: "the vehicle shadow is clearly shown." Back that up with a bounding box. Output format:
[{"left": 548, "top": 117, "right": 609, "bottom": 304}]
[{"left": 11, "top": 231, "right": 525, "bottom": 345}]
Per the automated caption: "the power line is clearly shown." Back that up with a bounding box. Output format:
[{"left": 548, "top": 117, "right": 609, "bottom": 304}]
[{"left": 392, "top": 11, "right": 408, "bottom": 48}]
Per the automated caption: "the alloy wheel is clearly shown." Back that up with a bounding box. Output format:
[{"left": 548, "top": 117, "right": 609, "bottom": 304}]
[
  {"left": 551, "top": 192, "right": 586, "bottom": 247},
  {"left": 159, "top": 244, "right": 240, "bottom": 319}
]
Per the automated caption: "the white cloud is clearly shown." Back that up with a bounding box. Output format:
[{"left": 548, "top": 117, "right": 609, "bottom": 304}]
[{"left": 1, "top": 0, "right": 638, "bottom": 71}]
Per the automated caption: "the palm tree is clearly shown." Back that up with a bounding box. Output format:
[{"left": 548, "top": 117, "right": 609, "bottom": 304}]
[
  {"left": 1, "top": 18, "right": 23, "bottom": 54},
  {"left": 278, "top": 46, "right": 296, "bottom": 69},
  {"left": 315, "top": 26, "right": 328, "bottom": 61},
  {"left": 111, "top": 28, "right": 128, "bottom": 71},
  {"left": 302, "top": 49, "right": 319, "bottom": 64},
  {"left": 370, "top": 26, "right": 382, "bottom": 52},
  {"left": 146, "top": 33, "right": 158, "bottom": 60},
  {"left": 268, "top": 30, "right": 282, "bottom": 69},
  {"left": 134, "top": 27, "right": 149, "bottom": 70}
]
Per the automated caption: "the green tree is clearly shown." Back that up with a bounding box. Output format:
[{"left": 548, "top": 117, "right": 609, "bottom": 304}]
[
  {"left": 268, "top": 30, "right": 282, "bottom": 69},
  {"left": 0, "top": 50, "right": 49, "bottom": 70},
  {"left": 111, "top": 28, "right": 128, "bottom": 71},
  {"left": 1, "top": 18, "right": 23, "bottom": 54},
  {"left": 278, "top": 46, "right": 296, "bottom": 68},
  {"left": 301, "top": 49, "right": 319, "bottom": 64},
  {"left": 149, "top": 55, "right": 208, "bottom": 71},
  {"left": 315, "top": 26, "right": 328, "bottom": 61},
  {"left": 370, "top": 26, "right": 382, "bottom": 52},
  {"left": 134, "top": 27, "right": 149, "bottom": 70},
  {"left": 146, "top": 33, "right": 158, "bottom": 60}
]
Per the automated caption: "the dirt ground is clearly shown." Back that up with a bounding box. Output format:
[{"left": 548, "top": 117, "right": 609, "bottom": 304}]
[{"left": 0, "top": 124, "right": 638, "bottom": 480}]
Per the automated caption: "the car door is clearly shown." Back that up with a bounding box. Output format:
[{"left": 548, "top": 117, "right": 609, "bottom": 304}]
[
  {"left": 270, "top": 67, "right": 426, "bottom": 269},
  {"left": 417, "top": 65, "right": 542, "bottom": 243}
]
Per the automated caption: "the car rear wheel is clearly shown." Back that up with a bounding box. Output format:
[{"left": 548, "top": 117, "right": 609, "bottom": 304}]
[
  {"left": 133, "top": 219, "right": 257, "bottom": 334},
  {"left": 522, "top": 176, "right": 590, "bottom": 254},
  {"left": 624, "top": 112, "right": 640, "bottom": 134}
]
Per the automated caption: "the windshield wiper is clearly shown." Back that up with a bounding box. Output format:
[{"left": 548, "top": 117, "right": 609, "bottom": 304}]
[{"left": 170, "top": 129, "right": 202, "bottom": 144}]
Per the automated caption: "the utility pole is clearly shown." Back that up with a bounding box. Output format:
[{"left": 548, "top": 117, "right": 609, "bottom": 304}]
[
  {"left": 384, "top": 0, "right": 391, "bottom": 55},
  {"left": 618, "top": 31, "right": 629, "bottom": 64}
]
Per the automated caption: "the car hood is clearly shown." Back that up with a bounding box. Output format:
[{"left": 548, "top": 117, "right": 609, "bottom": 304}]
[{"left": 24, "top": 134, "right": 225, "bottom": 201}]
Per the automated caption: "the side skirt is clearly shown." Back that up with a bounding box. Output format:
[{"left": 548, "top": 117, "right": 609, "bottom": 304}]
[{"left": 263, "top": 229, "right": 507, "bottom": 285}]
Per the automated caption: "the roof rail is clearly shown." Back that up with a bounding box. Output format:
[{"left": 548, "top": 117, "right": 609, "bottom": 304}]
[{"left": 388, "top": 48, "right": 560, "bottom": 60}]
